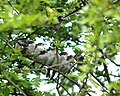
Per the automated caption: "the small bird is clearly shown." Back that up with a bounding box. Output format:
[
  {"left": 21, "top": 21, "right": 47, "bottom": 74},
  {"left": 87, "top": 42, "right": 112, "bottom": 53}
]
[
  {"left": 15, "top": 39, "right": 34, "bottom": 55},
  {"left": 59, "top": 55, "right": 75, "bottom": 74},
  {"left": 35, "top": 49, "right": 57, "bottom": 68},
  {"left": 50, "top": 52, "right": 68, "bottom": 79},
  {"left": 74, "top": 54, "right": 84, "bottom": 65},
  {"left": 46, "top": 49, "right": 60, "bottom": 78},
  {"left": 16, "top": 38, "right": 34, "bottom": 48},
  {"left": 27, "top": 42, "right": 45, "bottom": 57},
  {"left": 35, "top": 43, "right": 45, "bottom": 53}
]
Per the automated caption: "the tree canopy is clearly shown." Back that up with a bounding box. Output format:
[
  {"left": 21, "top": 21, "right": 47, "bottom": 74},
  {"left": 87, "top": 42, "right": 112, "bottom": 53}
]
[{"left": 0, "top": 0, "right": 120, "bottom": 96}]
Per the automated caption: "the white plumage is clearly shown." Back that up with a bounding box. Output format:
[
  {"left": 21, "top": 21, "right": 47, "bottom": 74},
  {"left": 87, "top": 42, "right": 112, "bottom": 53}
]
[
  {"left": 59, "top": 56, "right": 75, "bottom": 74},
  {"left": 27, "top": 43, "right": 45, "bottom": 56}
]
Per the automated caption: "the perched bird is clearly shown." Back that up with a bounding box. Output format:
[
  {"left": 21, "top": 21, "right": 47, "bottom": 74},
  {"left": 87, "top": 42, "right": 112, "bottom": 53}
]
[
  {"left": 34, "top": 49, "right": 58, "bottom": 77},
  {"left": 35, "top": 43, "right": 45, "bottom": 54},
  {"left": 50, "top": 52, "right": 68, "bottom": 79},
  {"left": 35, "top": 49, "right": 56, "bottom": 65},
  {"left": 27, "top": 43, "right": 45, "bottom": 56},
  {"left": 15, "top": 39, "right": 34, "bottom": 55},
  {"left": 16, "top": 39, "right": 46, "bottom": 61},
  {"left": 59, "top": 55, "right": 75, "bottom": 74},
  {"left": 74, "top": 54, "right": 84, "bottom": 65},
  {"left": 16, "top": 38, "right": 34, "bottom": 48},
  {"left": 45, "top": 50, "right": 60, "bottom": 78}
]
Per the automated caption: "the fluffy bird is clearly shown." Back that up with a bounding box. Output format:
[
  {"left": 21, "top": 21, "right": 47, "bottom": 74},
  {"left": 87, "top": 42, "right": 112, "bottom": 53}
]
[
  {"left": 27, "top": 43, "right": 45, "bottom": 56},
  {"left": 15, "top": 39, "right": 33, "bottom": 49},
  {"left": 59, "top": 55, "right": 75, "bottom": 74},
  {"left": 50, "top": 52, "right": 68, "bottom": 79},
  {"left": 35, "top": 49, "right": 57, "bottom": 65},
  {"left": 16, "top": 39, "right": 45, "bottom": 56}
]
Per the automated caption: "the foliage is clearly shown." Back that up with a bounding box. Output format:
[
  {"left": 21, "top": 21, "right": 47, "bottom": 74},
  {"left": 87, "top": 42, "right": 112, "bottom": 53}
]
[{"left": 0, "top": 0, "right": 120, "bottom": 96}]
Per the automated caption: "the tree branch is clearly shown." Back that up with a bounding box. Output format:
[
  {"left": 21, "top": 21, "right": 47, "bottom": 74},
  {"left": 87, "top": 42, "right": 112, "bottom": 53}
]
[
  {"left": 60, "top": 0, "right": 88, "bottom": 21},
  {"left": 90, "top": 73, "right": 105, "bottom": 87},
  {"left": 106, "top": 55, "right": 120, "bottom": 66},
  {"left": 75, "top": 67, "right": 109, "bottom": 93},
  {"left": 0, "top": 66, "right": 27, "bottom": 96},
  {"left": 13, "top": 66, "right": 80, "bottom": 88},
  {"left": 53, "top": 78, "right": 71, "bottom": 96},
  {"left": 7, "top": 0, "right": 20, "bottom": 15},
  {"left": 79, "top": 73, "right": 88, "bottom": 92},
  {"left": 0, "top": 37, "right": 14, "bottom": 50},
  {"left": 56, "top": 74, "right": 62, "bottom": 96},
  {"left": 103, "top": 63, "right": 111, "bottom": 83},
  {"left": 54, "top": 69, "right": 80, "bottom": 87}
]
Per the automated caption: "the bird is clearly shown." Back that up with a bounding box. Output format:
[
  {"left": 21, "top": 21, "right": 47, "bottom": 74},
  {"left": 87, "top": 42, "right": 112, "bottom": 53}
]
[
  {"left": 15, "top": 38, "right": 34, "bottom": 48},
  {"left": 50, "top": 52, "right": 68, "bottom": 79},
  {"left": 59, "top": 55, "right": 75, "bottom": 74},
  {"left": 45, "top": 49, "right": 60, "bottom": 78},
  {"left": 27, "top": 43, "right": 45, "bottom": 57},
  {"left": 34, "top": 49, "right": 58, "bottom": 76}
]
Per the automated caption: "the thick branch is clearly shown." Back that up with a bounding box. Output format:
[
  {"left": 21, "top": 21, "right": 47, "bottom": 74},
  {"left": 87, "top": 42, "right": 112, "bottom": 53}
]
[{"left": 103, "top": 63, "right": 111, "bottom": 83}]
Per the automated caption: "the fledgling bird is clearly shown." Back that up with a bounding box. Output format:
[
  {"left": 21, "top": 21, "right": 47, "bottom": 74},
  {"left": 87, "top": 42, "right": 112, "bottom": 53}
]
[
  {"left": 34, "top": 49, "right": 58, "bottom": 76},
  {"left": 59, "top": 52, "right": 68, "bottom": 62},
  {"left": 15, "top": 39, "right": 34, "bottom": 49},
  {"left": 15, "top": 39, "right": 34, "bottom": 55},
  {"left": 27, "top": 43, "right": 45, "bottom": 57},
  {"left": 74, "top": 54, "right": 84, "bottom": 65},
  {"left": 35, "top": 49, "right": 56, "bottom": 65},
  {"left": 45, "top": 50, "right": 60, "bottom": 78},
  {"left": 16, "top": 39, "right": 46, "bottom": 61},
  {"left": 50, "top": 52, "right": 68, "bottom": 79},
  {"left": 59, "top": 55, "right": 75, "bottom": 74}
]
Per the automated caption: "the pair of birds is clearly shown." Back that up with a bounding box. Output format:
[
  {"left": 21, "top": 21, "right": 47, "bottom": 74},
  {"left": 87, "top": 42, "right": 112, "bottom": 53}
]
[{"left": 16, "top": 39, "right": 75, "bottom": 79}]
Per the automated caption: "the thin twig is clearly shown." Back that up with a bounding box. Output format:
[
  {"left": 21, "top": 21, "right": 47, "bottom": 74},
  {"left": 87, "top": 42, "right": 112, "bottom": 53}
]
[
  {"left": 0, "top": 66, "right": 27, "bottom": 96},
  {"left": 53, "top": 78, "right": 71, "bottom": 96},
  {"left": 26, "top": 56, "right": 76, "bottom": 70},
  {"left": 109, "top": 74, "right": 120, "bottom": 77},
  {"left": 99, "top": 49, "right": 120, "bottom": 67},
  {"left": 0, "top": 38, "right": 14, "bottom": 50},
  {"left": 7, "top": 0, "right": 20, "bottom": 14},
  {"left": 87, "top": 92, "right": 92, "bottom": 96},
  {"left": 90, "top": 73, "right": 105, "bottom": 88},
  {"left": 12, "top": 61, "right": 70, "bottom": 72},
  {"left": 60, "top": 0, "right": 88, "bottom": 21},
  {"left": 53, "top": 68, "right": 80, "bottom": 87},
  {"left": 79, "top": 73, "right": 88, "bottom": 92},
  {"left": 56, "top": 74, "right": 62, "bottom": 96},
  {"left": 106, "top": 56, "right": 120, "bottom": 66},
  {"left": 90, "top": 72, "right": 109, "bottom": 94},
  {"left": 75, "top": 67, "right": 109, "bottom": 93},
  {"left": 57, "top": 75, "right": 72, "bottom": 96}
]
